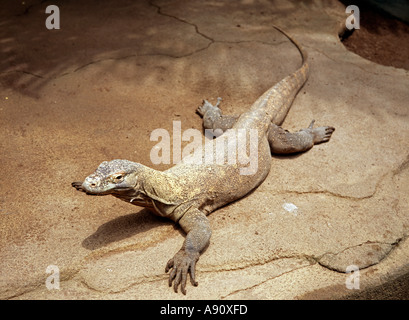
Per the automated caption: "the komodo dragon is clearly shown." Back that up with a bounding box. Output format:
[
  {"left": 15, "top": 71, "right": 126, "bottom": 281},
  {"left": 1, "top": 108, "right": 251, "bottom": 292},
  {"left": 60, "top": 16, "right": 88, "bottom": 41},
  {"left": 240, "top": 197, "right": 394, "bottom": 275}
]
[{"left": 72, "top": 26, "right": 334, "bottom": 294}]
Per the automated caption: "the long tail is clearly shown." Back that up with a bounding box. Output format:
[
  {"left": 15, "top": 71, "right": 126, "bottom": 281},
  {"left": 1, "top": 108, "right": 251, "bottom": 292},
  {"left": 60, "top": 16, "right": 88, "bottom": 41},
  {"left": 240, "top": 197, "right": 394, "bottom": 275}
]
[{"left": 247, "top": 25, "right": 310, "bottom": 128}]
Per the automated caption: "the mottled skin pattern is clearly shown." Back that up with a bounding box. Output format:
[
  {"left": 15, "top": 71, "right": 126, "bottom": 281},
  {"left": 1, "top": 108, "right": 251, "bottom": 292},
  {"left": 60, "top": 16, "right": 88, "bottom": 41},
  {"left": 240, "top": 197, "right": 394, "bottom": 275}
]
[{"left": 72, "top": 26, "right": 334, "bottom": 294}]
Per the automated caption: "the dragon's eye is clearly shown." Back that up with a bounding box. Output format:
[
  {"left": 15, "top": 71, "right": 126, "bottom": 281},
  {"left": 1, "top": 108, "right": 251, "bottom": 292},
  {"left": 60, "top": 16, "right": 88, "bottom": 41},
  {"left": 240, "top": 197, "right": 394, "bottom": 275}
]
[{"left": 112, "top": 173, "right": 124, "bottom": 181}]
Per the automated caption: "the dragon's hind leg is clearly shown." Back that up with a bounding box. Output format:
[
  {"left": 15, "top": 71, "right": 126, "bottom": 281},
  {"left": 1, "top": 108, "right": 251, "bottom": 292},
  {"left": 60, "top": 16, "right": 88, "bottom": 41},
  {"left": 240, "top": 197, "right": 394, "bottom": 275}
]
[
  {"left": 196, "top": 99, "right": 334, "bottom": 154},
  {"left": 196, "top": 98, "right": 238, "bottom": 136},
  {"left": 268, "top": 120, "right": 335, "bottom": 154}
]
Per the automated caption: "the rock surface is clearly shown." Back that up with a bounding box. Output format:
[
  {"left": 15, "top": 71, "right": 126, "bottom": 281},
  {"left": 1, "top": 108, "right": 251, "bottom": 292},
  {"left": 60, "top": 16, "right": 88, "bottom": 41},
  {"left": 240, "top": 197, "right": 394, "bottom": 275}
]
[{"left": 1, "top": 0, "right": 409, "bottom": 299}]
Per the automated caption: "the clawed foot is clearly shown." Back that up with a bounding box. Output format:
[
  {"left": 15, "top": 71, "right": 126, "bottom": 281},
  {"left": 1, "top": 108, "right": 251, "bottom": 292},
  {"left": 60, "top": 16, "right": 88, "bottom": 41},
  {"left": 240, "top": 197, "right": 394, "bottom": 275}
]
[
  {"left": 196, "top": 97, "right": 222, "bottom": 117},
  {"left": 165, "top": 249, "right": 199, "bottom": 295},
  {"left": 307, "top": 120, "right": 335, "bottom": 145}
]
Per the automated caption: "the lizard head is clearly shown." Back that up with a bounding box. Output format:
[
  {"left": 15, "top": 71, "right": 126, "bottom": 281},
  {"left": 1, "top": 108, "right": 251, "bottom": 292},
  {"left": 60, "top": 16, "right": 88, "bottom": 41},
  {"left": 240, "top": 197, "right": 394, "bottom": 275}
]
[{"left": 72, "top": 159, "right": 141, "bottom": 195}]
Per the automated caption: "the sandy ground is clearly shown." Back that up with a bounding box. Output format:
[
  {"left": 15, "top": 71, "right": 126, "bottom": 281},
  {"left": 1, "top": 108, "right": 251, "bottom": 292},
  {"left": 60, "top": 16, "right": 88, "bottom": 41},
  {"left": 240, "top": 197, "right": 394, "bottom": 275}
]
[{"left": 1, "top": 0, "right": 409, "bottom": 299}]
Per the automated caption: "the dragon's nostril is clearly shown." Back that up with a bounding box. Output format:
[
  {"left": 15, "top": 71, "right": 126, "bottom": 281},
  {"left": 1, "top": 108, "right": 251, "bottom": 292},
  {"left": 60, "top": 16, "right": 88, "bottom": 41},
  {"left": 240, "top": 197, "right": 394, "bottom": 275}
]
[{"left": 90, "top": 183, "right": 97, "bottom": 188}]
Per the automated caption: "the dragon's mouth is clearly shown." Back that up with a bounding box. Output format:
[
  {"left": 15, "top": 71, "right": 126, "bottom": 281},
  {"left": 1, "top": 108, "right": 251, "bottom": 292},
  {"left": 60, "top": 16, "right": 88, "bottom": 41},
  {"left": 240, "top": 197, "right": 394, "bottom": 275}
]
[
  {"left": 71, "top": 181, "right": 134, "bottom": 196},
  {"left": 71, "top": 181, "right": 110, "bottom": 195},
  {"left": 112, "top": 186, "right": 134, "bottom": 191}
]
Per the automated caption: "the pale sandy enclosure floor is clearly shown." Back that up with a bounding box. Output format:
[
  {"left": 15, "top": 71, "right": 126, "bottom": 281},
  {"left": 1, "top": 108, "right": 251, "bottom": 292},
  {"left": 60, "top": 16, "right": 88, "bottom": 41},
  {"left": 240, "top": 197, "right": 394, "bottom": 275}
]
[{"left": 1, "top": 0, "right": 409, "bottom": 299}]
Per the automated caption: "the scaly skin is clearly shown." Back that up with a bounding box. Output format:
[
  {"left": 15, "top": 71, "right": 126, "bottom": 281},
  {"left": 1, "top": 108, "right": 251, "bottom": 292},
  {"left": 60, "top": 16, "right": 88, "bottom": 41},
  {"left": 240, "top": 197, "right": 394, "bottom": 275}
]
[{"left": 72, "top": 26, "right": 334, "bottom": 294}]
